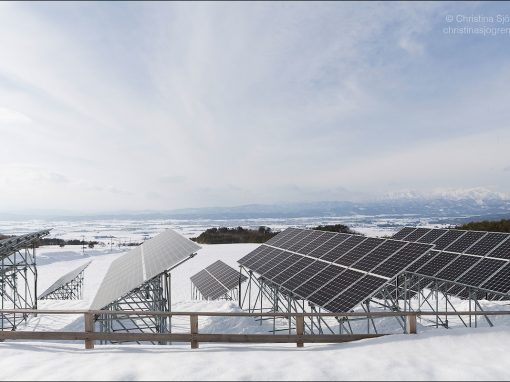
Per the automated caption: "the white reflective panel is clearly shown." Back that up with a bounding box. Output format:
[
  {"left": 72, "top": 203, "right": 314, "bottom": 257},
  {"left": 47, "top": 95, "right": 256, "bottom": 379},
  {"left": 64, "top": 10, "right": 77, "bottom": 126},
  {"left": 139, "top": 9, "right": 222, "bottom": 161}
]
[
  {"left": 39, "top": 260, "right": 92, "bottom": 299},
  {"left": 91, "top": 229, "right": 201, "bottom": 310}
]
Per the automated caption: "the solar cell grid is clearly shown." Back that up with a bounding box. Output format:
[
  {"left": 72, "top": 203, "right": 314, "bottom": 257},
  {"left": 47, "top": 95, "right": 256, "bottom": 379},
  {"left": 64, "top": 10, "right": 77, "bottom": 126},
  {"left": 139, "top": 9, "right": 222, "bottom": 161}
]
[
  {"left": 248, "top": 248, "right": 282, "bottom": 272},
  {"left": 297, "top": 231, "right": 328, "bottom": 255},
  {"left": 270, "top": 228, "right": 300, "bottom": 246},
  {"left": 335, "top": 238, "right": 384, "bottom": 267},
  {"left": 271, "top": 256, "right": 315, "bottom": 286},
  {"left": 241, "top": 246, "right": 276, "bottom": 269},
  {"left": 486, "top": 236, "right": 510, "bottom": 260},
  {"left": 352, "top": 240, "right": 406, "bottom": 272},
  {"left": 444, "top": 231, "right": 486, "bottom": 253},
  {"left": 319, "top": 235, "right": 363, "bottom": 262},
  {"left": 281, "top": 260, "right": 327, "bottom": 293},
  {"left": 435, "top": 255, "right": 480, "bottom": 281},
  {"left": 433, "top": 230, "right": 466, "bottom": 250},
  {"left": 324, "top": 275, "right": 387, "bottom": 313},
  {"left": 262, "top": 251, "right": 296, "bottom": 279},
  {"left": 373, "top": 242, "right": 433, "bottom": 278},
  {"left": 237, "top": 245, "right": 267, "bottom": 266},
  {"left": 416, "top": 229, "right": 448, "bottom": 244},
  {"left": 282, "top": 257, "right": 318, "bottom": 291},
  {"left": 392, "top": 227, "right": 415, "bottom": 240},
  {"left": 306, "top": 232, "right": 347, "bottom": 259},
  {"left": 307, "top": 269, "right": 364, "bottom": 307},
  {"left": 456, "top": 258, "right": 506, "bottom": 287},
  {"left": 293, "top": 265, "right": 344, "bottom": 299},
  {"left": 403, "top": 228, "right": 431, "bottom": 242},
  {"left": 414, "top": 251, "right": 458, "bottom": 277},
  {"left": 255, "top": 250, "right": 287, "bottom": 274},
  {"left": 278, "top": 230, "right": 311, "bottom": 250},
  {"left": 466, "top": 232, "right": 509, "bottom": 257},
  {"left": 264, "top": 228, "right": 292, "bottom": 246},
  {"left": 406, "top": 249, "right": 437, "bottom": 272},
  {"left": 286, "top": 231, "right": 317, "bottom": 252},
  {"left": 479, "top": 263, "right": 510, "bottom": 294}
]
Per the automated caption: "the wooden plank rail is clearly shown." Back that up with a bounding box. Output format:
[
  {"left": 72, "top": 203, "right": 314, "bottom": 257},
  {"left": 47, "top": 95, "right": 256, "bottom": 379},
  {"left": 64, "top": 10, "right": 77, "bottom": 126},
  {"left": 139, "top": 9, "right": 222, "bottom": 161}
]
[{"left": 1, "top": 309, "right": 510, "bottom": 350}]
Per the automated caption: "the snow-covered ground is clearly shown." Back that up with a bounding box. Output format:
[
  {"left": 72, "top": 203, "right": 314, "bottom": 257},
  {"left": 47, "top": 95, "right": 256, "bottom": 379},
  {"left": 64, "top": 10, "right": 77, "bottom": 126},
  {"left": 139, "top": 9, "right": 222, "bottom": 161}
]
[{"left": 1, "top": 240, "right": 510, "bottom": 380}]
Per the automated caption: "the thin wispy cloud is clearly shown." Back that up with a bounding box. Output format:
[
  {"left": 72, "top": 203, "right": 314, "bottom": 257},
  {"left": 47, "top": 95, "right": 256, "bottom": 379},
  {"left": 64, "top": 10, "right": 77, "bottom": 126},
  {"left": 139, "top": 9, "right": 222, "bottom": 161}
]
[{"left": 0, "top": 2, "right": 509, "bottom": 211}]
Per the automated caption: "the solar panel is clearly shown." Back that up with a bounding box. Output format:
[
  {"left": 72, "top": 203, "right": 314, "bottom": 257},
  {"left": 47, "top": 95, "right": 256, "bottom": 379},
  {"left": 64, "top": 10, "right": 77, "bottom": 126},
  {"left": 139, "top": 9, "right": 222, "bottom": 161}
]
[
  {"left": 271, "top": 228, "right": 301, "bottom": 247},
  {"left": 278, "top": 230, "right": 312, "bottom": 250},
  {"left": 280, "top": 257, "right": 317, "bottom": 291},
  {"left": 435, "top": 255, "right": 480, "bottom": 281},
  {"left": 91, "top": 229, "right": 201, "bottom": 310},
  {"left": 432, "top": 230, "right": 466, "bottom": 250},
  {"left": 293, "top": 265, "right": 344, "bottom": 300},
  {"left": 373, "top": 242, "right": 434, "bottom": 278},
  {"left": 206, "top": 260, "right": 247, "bottom": 291},
  {"left": 416, "top": 229, "right": 448, "bottom": 244},
  {"left": 479, "top": 263, "right": 510, "bottom": 294},
  {"left": 324, "top": 275, "right": 387, "bottom": 313},
  {"left": 456, "top": 258, "right": 506, "bottom": 288},
  {"left": 284, "top": 260, "right": 329, "bottom": 296},
  {"left": 414, "top": 251, "right": 457, "bottom": 277},
  {"left": 307, "top": 269, "right": 364, "bottom": 307},
  {"left": 39, "top": 261, "right": 91, "bottom": 299},
  {"left": 487, "top": 236, "right": 510, "bottom": 260},
  {"left": 297, "top": 231, "right": 329, "bottom": 254},
  {"left": 353, "top": 240, "right": 407, "bottom": 272},
  {"left": 444, "top": 231, "right": 486, "bottom": 253},
  {"left": 403, "top": 228, "right": 431, "bottom": 242},
  {"left": 0, "top": 229, "right": 51, "bottom": 260},
  {"left": 270, "top": 255, "right": 311, "bottom": 285},
  {"left": 319, "top": 235, "right": 363, "bottom": 262},
  {"left": 191, "top": 260, "right": 247, "bottom": 300},
  {"left": 391, "top": 227, "right": 415, "bottom": 240},
  {"left": 466, "top": 233, "right": 509, "bottom": 257},
  {"left": 263, "top": 251, "right": 295, "bottom": 280},
  {"left": 310, "top": 235, "right": 354, "bottom": 261},
  {"left": 239, "top": 228, "right": 433, "bottom": 313},
  {"left": 335, "top": 238, "right": 384, "bottom": 267}
]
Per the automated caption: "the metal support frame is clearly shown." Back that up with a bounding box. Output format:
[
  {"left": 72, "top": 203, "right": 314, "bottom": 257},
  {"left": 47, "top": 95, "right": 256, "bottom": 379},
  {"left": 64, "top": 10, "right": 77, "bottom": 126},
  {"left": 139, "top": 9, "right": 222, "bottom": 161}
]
[
  {"left": 40, "top": 269, "right": 86, "bottom": 300},
  {"left": 1, "top": 245, "right": 37, "bottom": 331},
  {"left": 96, "top": 271, "right": 171, "bottom": 345}
]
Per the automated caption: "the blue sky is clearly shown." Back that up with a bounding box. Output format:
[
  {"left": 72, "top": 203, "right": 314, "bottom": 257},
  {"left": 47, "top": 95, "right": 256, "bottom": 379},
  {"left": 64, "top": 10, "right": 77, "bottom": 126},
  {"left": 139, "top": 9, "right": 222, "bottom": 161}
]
[{"left": 1, "top": 1, "right": 510, "bottom": 211}]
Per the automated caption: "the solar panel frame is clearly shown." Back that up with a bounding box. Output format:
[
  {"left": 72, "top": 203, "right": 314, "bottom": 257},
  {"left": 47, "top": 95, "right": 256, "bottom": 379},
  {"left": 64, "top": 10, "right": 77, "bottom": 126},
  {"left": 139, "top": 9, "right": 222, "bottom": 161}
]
[
  {"left": 91, "top": 229, "right": 201, "bottom": 310},
  {"left": 391, "top": 227, "right": 416, "bottom": 240},
  {"left": 39, "top": 261, "right": 92, "bottom": 299}
]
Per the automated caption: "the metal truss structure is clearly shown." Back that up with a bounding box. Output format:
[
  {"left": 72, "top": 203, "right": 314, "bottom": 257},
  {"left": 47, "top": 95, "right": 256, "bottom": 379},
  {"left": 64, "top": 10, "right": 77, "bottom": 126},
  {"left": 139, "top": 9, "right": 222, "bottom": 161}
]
[
  {"left": 96, "top": 271, "right": 172, "bottom": 345},
  {"left": 191, "top": 283, "right": 241, "bottom": 302},
  {"left": 0, "top": 230, "right": 50, "bottom": 330},
  {"left": 39, "top": 262, "right": 90, "bottom": 300},
  {"left": 92, "top": 229, "right": 201, "bottom": 345},
  {"left": 239, "top": 266, "right": 505, "bottom": 336}
]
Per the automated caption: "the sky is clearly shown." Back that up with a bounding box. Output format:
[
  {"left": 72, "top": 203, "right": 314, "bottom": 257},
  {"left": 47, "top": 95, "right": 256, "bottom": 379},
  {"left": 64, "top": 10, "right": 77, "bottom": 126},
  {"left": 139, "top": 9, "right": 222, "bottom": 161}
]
[{"left": 1, "top": 1, "right": 510, "bottom": 212}]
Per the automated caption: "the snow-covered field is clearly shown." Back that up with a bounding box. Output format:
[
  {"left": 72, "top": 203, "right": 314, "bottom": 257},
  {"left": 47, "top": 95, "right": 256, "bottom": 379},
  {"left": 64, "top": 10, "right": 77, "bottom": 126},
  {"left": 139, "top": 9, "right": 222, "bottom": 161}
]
[{"left": 0, "top": 224, "right": 509, "bottom": 380}]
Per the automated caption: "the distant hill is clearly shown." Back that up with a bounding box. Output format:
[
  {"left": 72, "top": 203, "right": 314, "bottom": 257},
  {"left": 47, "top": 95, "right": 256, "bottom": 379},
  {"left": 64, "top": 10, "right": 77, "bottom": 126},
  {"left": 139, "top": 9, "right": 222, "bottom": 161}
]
[
  {"left": 192, "top": 224, "right": 360, "bottom": 244},
  {"left": 312, "top": 224, "right": 360, "bottom": 235},
  {"left": 192, "top": 226, "right": 278, "bottom": 244},
  {"left": 457, "top": 219, "right": 510, "bottom": 233}
]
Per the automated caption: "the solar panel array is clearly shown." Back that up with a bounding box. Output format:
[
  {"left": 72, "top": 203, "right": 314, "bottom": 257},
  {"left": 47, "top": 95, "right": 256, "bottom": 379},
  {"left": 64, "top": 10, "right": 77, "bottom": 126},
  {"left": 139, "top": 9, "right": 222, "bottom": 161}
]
[
  {"left": 392, "top": 227, "right": 510, "bottom": 297},
  {"left": 238, "top": 228, "right": 433, "bottom": 313},
  {"left": 0, "top": 230, "right": 51, "bottom": 260},
  {"left": 191, "top": 260, "right": 248, "bottom": 300},
  {"left": 39, "top": 261, "right": 92, "bottom": 299},
  {"left": 91, "top": 229, "right": 201, "bottom": 310}
]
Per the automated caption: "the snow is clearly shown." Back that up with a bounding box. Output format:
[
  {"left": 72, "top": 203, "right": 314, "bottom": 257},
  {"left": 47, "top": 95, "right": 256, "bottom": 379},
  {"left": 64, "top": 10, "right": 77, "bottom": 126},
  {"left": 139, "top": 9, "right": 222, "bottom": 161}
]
[{"left": 1, "top": 241, "right": 510, "bottom": 380}]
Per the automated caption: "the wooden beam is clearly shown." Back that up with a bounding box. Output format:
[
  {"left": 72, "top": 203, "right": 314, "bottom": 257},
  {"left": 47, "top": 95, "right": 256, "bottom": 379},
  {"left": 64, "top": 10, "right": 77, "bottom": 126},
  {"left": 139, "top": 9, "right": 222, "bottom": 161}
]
[{"left": 190, "top": 315, "right": 199, "bottom": 349}]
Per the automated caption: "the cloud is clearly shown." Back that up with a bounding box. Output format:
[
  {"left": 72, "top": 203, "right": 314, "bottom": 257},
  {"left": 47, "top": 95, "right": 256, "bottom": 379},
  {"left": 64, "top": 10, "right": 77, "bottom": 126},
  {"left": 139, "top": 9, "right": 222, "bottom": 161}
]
[
  {"left": 0, "top": 107, "right": 32, "bottom": 124},
  {"left": 0, "top": 2, "right": 509, "bottom": 211}
]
